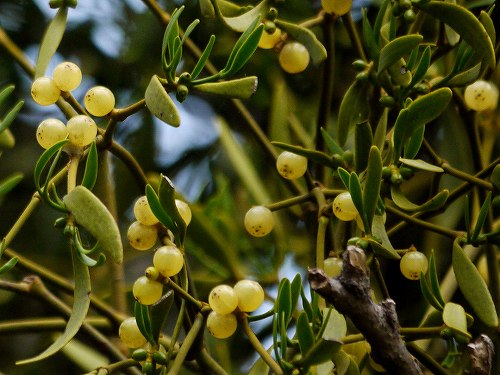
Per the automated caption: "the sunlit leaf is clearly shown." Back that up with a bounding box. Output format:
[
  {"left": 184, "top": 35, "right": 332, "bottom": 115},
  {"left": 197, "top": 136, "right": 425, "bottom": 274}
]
[
  {"left": 443, "top": 302, "right": 470, "bottom": 338},
  {"left": 34, "top": 139, "right": 69, "bottom": 192},
  {"left": 145, "top": 75, "right": 180, "bottom": 127},
  {"left": 17, "top": 246, "right": 90, "bottom": 364},
  {"left": 399, "top": 158, "right": 444, "bottom": 173},
  {"left": 452, "top": 239, "right": 498, "bottom": 327},
  {"left": 190, "top": 35, "right": 216, "bottom": 80},
  {"left": 218, "top": 0, "right": 269, "bottom": 32},
  {"left": 222, "top": 17, "right": 261, "bottom": 76},
  {"left": 322, "top": 308, "right": 347, "bottom": 342},
  {"left": 276, "top": 278, "right": 292, "bottom": 325},
  {"left": 193, "top": 77, "right": 258, "bottom": 99}
]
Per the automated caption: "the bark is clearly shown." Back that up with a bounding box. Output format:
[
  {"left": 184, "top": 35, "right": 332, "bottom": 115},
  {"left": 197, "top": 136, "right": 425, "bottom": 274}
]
[{"left": 467, "top": 334, "right": 494, "bottom": 375}]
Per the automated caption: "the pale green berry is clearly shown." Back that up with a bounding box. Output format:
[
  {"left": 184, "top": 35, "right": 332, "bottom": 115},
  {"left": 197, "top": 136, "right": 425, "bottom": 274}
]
[
  {"left": 333, "top": 192, "right": 358, "bottom": 221},
  {"left": 153, "top": 245, "right": 184, "bottom": 277},
  {"left": 175, "top": 199, "right": 192, "bottom": 226},
  {"left": 36, "top": 118, "right": 68, "bottom": 149},
  {"left": 31, "top": 77, "right": 61, "bottom": 106},
  {"left": 134, "top": 196, "right": 159, "bottom": 226},
  {"left": 84, "top": 86, "right": 115, "bottom": 117},
  {"left": 258, "top": 28, "right": 281, "bottom": 49},
  {"left": 206, "top": 311, "right": 237, "bottom": 339},
  {"left": 233, "top": 280, "right": 265, "bottom": 312},
  {"left": 66, "top": 115, "right": 97, "bottom": 147},
  {"left": 53, "top": 61, "right": 82, "bottom": 92},
  {"left": 400, "top": 251, "right": 428, "bottom": 280},
  {"left": 244, "top": 206, "right": 274, "bottom": 237},
  {"left": 276, "top": 151, "right": 308, "bottom": 179},
  {"left": 133, "top": 275, "right": 163, "bottom": 305},
  {"left": 324, "top": 257, "right": 343, "bottom": 278},
  {"left": 321, "top": 0, "right": 353, "bottom": 15},
  {"left": 127, "top": 221, "right": 158, "bottom": 251},
  {"left": 279, "top": 42, "right": 310, "bottom": 74},
  {"left": 464, "top": 80, "right": 498, "bottom": 111},
  {"left": 119, "top": 317, "right": 147, "bottom": 348},
  {"left": 209, "top": 284, "right": 238, "bottom": 315}
]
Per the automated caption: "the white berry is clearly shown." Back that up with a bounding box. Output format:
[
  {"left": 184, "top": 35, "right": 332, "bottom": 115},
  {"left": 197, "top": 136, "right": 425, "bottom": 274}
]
[
  {"left": 400, "top": 251, "right": 428, "bottom": 280},
  {"left": 127, "top": 221, "right": 158, "bottom": 251},
  {"left": 133, "top": 275, "right": 163, "bottom": 305},
  {"left": 279, "top": 42, "right": 310, "bottom": 74},
  {"left": 233, "top": 280, "right": 265, "bottom": 312},
  {"left": 153, "top": 245, "right": 184, "bottom": 277},
  {"left": 276, "top": 151, "right": 308, "bottom": 179},
  {"left": 53, "top": 62, "right": 82, "bottom": 92},
  {"left": 464, "top": 80, "right": 498, "bottom": 111},
  {"left": 134, "top": 196, "right": 159, "bottom": 226},
  {"left": 84, "top": 86, "right": 115, "bottom": 117},
  {"left": 119, "top": 317, "right": 147, "bottom": 348},
  {"left": 209, "top": 284, "right": 238, "bottom": 315},
  {"left": 333, "top": 192, "right": 359, "bottom": 221},
  {"left": 36, "top": 118, "right": 68, "bottom": 149},
  {"left": 244, "top": 206, "right": 274, "bottom": 237},
  {"left": 66, "top": 115, "right": 97, "bottom": 147},
  {"left": 206, "top": 311, "right": 237, "bottom": 339},
  {"left": 175, "top": 199, "right": 192, "bottom": 226},
  {"left": 31, "top": 77, "right": 61, "bottom": 106}
]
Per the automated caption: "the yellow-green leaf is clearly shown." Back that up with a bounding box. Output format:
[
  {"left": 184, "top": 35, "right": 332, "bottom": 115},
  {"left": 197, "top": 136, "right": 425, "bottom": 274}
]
[
  {"left": 145, "top": 75, "right": 180, "bottom": 127},
  {"left": 337, "top": 80, "right": 369, "bottom": 146},
  {"left": 399, "top": 158, "right": 444, "bottom": 173},
  {"left": 193, "top": 76, "right": 258, "bottom": 99},
  {"left": 17, "top": 246, "right": 91, "bottom": 364},
  {"left": 452, "top": 239, "right": 498, "bottom": 327},
  {"left": 443, "top": 302, "right": 470, "bottom": 338},
  {"left": 35, "top": 7, "right": 68, "bottom": 78},
  {"left": 378, "top": 35, "right": 422, "bottom": 76},
  {"left": 390, "top": 185, "right": 449, "bottom": 213},
  {"left": 218, "top": 0, "right": 269, "bottom": 32},
  {"left": 63, "top": 186, "right": 123, "bottom": 264}
]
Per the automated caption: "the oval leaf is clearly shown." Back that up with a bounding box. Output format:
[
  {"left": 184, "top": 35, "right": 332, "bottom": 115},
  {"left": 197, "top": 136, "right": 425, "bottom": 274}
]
[
  {"left": 219, "top": 0, "right": 269, "bottom": 32},
  {"left": 377, "top": 35, "right": 423, "bottom": 76},
  {"left": 296, "top": 311, "right": 314, "bottom": 355},
  {"left": 399, "top": 158, "right": 444, "bottom": 173},
  {"left": 17, "top": 246, "right": 91, "bottom": 364},
  {"left": 371, "top": 215, "right": 400, "bottom": 259},
  {"left": 0, "top": 100, "right": 24, "bottom": 134},
  {"left": 443, "top": 302, "right": 469, "bottom": 337},
  {"left": 295, "top": 338, "right": 342, "bottom": 368},
  {"left": 390, "top": 185, "right": 449, "bottom": 213},
  {"left": 145, "top": 75, "right": 180, "bottom": 127},
  {"left": 63, "top": 186, "right": 123, "bottom": 264},
  {"left": 414, "top": 1, "right": 495, "bottom": 68},
  {"left": 275, "top": 19, "right": 327, "bottom": 65},
  {"left": 337, "top": 80, "right": 369, "bottom": 147},
  {"left": 0, "top": 172, "right": 23, "bottom": 197},
  {"left": 322, "top": 308, "right": 347, "bottom": 342},
  {"left": 452, "top": 240, "right": 498, "bottom": 327},
  {"left": 194, "top": 76, "right": 258, "bottom": 99},
  {"left": 35, "top": 7, "right": 68, "bottom": 79}
]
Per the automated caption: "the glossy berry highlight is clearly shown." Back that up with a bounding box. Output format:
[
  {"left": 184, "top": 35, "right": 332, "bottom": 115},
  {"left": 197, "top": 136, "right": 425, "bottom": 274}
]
[
  {"left": 31, "top": 77, "right": 61, "bottom": 106},
  {"left": 233, "top": 280, "right": 265, "bottom": 312},
  {"left": 323, "top": 257, "right": 343, "bottom": 278},
  {"left": 206, "top": 311, "right": 237, "bottom": 339},
  {"left": 153, "top": 245, "right": 184, "bottom": 277},
  {"left": 400, "top": 250, "right": 428, "bottom": 280},
  {"left": 134, "top": 196, "right": 159, "bottom": 226},
  {"left": 66, "top": 115, "right": 98, "bottom": 147},
  {"left": 175, "top": 199, "right": 192, "bottom": 226},
  {"left": 53, "top": 61, "right": 82, "bottom": 92},
  {"left": 276, "top": 151, "right": 308, "bottom": 179},
  {"left": 36, "top": 118, "right": 68, "bottom": 149},
  {"left": 279, "top": 42, "right": 310, "bottom": 74},
  {"left": 464, "top": 80, "right": 498, "bottom": 111},
  {"left": 84, "top": 86, "right": 115, "bottom": 117},
  {"left": 209, "top": 284, "right": 238, "bottom": 315},
  {"left": 133, "top": 275, "right": 163, "bottom": 305},
  {"left": 127, "top": 221, "right": 158, "bottom": 251},
  {"left": 244, "top": 206, "right": 274, "bottom": 237},
  {"left": 333, "top": 192, "right": 359, "bottom": 221},
  {"left": 258, "top": 28, "right": 281, "bottom": 49}
]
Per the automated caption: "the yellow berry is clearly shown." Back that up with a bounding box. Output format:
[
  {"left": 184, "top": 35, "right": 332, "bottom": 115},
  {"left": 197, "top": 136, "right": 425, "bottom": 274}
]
[
  {"left": 134, "top": 196, "right": 159, "bottom": 226},
  {"left": 66, "top": 115, "right": 97, "bottom": 147},
  {"left": 127, "top": 221, "right": 158, "bottom": 251},
  {"left": 276, "top": 151, "right": 308, "bottom": 179},
  {"left": 321, "top": 0, "right": 353, "bottom": 16},
  {"left": 209, "top": 284, "right": 238, "bottom": 315},
  {"left": 333, "top": 192, "right": 358, "bottom": 221},
  {"left": 84, "top": 86, "right": 115, "bottom": 117},
  {"left": 323, "top": 257, "right": 343, "bottom": 278},
  {"left": 244, "top": 206, "right": 274, "bottom": 237},
  {"left": 206, "top": 311, "right": 237, "bottom": 339},
  {"left": 31, "top": 77, "right": 61, "bottom": 106},
  {"left": 400, "top": 251, "right": 428, "bottom": 280},
  {"left": 133, "top": 275, "right": 163, "bottom": 305},
  {"left": 153, "top": 245, "right": 184, "bottom": 277},
  {"left": 175, "top": 199, "right": 192, "bottom": 226},
  {"left": 119, "top": 317, "right": 147, "bottom": 348},
  {"left": 279, "top": 42, "right": 310, "bottom": 74},
  {"left": 464, "top": 80, "right": 498, "bottom": 111},
  {"left": 258, "top": 28, "right": 281, "bottom": 49},
  {"left": 53, "top": 61, "right": 82, "bottom": 92},
  {"left": 233, "top": 280, "right": 265, "bottom": 312},
  {"left": 36, "top": 118, "right": 68, "bottom": 149}
]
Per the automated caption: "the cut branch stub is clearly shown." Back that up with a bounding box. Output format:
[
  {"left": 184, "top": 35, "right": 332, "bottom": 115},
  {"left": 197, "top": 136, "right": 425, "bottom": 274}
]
[{"left": 308, "top": 246, "right": 423, "bottom": 375}]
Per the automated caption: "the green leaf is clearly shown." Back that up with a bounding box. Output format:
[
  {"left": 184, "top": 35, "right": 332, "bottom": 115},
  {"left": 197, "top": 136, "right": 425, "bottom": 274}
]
[
  {"left": 294, "top": 338, "right": 342, "bottom": 368},
  {"left": 337, "top": 80, "right": 369, "bottom": 146},
  {"left": 290, "top": 274, "right": 302, "bottom": 313},
  {"left": 273, "top": 141, "right": 336, "bottom": 168},
  {"left": 190, "top": 35, "right": 216, "bottom": 80},
  {"left": 222, "top": 25, "right": 263, "bottom": 77},
  {"left": 296, "top": 311, "right": 315, "bottom": 355},
  {"left": 222, "top": 17, "right": 261, "bottom": 76},
  {"left": 0, "top": 101, "right": 24, "bottom": 134},
  {"left": 371, "top": 215, "right": 400, "bottom": 259},
  {"left": 392, "top": 88, "right": 452, "bottom": 162},
  {"left": 34, "top": 139, "right": 69, "bottom": 192},
  {"left": 301, "top": 287, "right": 314, "bottom": 322},
  {"left": 322, "top": 308, "right": 347, "bottom": 342},
  {"left": 150, "top": 290, "right": 174, "bottom": 342},
  {"left": 349, "top": 173, "right": 363, "bottom": 219},
  {"left": 320, "top": 128, "right": 344, "bottom": 156},
  {"left": 199, "top": 0, "right": 215, "bottom": 18},
  {"left": 218, "top": 0, "right": 269, "bottom": 32},
  {"left": 428, "top": 251, "right": 445, "bottom": 307},
  {"left": 81, "top": 142, "right": 98, "bottom": 190},
  {"left": 354, "top": 121, "right": 373, "bottom": 173},
  {"left": 373, "top": 109, "right": 388, "bottom": 151},
  {"left": 17, "top": 246, "right": 90, "bottom": 364},
  {"left": 275, "top": 19, "right": 327, "bottom": 65},
  {"left": 0, "top": 172, "right": 23, "bottom": 198},
  {"left": 134, "top": 302, "right": 155, "bottom": 345},
  {"left": 367, "top": 238, "right": 400, "bottom": 260},
  {"left": 420, "top": 271, "right": 444, "bottom": 311},
  {"left": 0, "top": 85, "right": 14, "bottom": 106},
  {"left": 479, "top": 10, "right": 495, "bottom": 46},
  {"left": 390, "top": 185, "right": 449, "bottom": 213},
  {"left": 337, "top": 168, "right": 350, "bottom": 190},
  {"left": 63, "top": 186, "right": 123, "bottom": 264},
  {"left": 399, "top": 158, "right": 444, "bottom": 173},
  {"left": 35, "top": 6, "right": 68, "bottom": 78},
  {"left": 414, "top": 1, "right": 495, "bottom": 68},
  {"left": 443, "top": 302, "right": 470, "bottom": 338},
  {"left": 158, "top": 175, "right": 186, "bottom": 245},
  {"left": 471, "top": 192, "right": 491, "bottom": 242},
  {"left": 447, "top": 63, "right": 481, "bottom": 87},
  {"left": 403, "top": 125, "right": 425, "bottom": 159},
  {"left": 144, "top": 75, "right": 180, "bottom": 127},
  {"left": 491, "top": 165, "right": 500, "bottom": 190},
  {"left": 0, "top": 257, "right": 18, "bottom": 274},
  {"left": 363, "top": 147, "right": 382, "bottom": 233},
  {"left": 145, "top": 184, "right": 177, "bottom": 237},
  {"left": 162, "top": 7, "right": 183, "bottom": 71},
  {"left": 276, "top": 278, "right": 292, "bottom": 326},
  {"left": 193, "top": 77, "right": 258, "bottom": 99},
  {"left": 377, "top": 35, "right": 423, "bottom": 76},
  {"left": 409, "top": 46, "right": 431, "bottom": 87},
  {"left": 452, "top": 239, "right": 498, "bottom": 327},
  {"left": 362, "top": 9, "right": 379, "bottom": 61}
]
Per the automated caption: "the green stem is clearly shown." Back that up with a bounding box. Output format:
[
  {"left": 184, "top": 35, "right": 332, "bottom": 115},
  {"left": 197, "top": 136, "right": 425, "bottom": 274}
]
[
  {"left": 107, "top": 140, "right": 148, "bottom": 188},
  {"left": 342, "top": 12, "right": 367, "bottom": 62},
  {"left": 167, "top": 313, "right": 205, "bottom": 375},
  {"left": 406, "top": 342, "right": 448, "bottom": 375},
  {"left": 82, "top": 359, "right": 139, "bottom": 375},
  {"left": 240, "top": 316, "right": 284, "bottom": 375},
  {"left": 164, "top": 276, "right": 204, "bottom": 310},
  {"left": 196, "top": 348, "right": 229, "bottom": 375},
  {"left": 266, "top": 192, "right": 313, "bottom": 211},
  {"left": 67, "top": 155, "right": 80, "bottom": 193},
  {"left": 371, "top": 258, "right": 390, "bottom": 300},
  {"left": 0, "top": 317, "right": 111, "bottom": 333},
  {"left": 109, "top": 99, "right": 146, "bottom": 121}
]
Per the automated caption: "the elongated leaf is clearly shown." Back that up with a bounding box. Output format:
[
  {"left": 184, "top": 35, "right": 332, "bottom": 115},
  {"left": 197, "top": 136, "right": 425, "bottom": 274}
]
[
  {"left": 63, "top": 186, "right": 123, "bottom": 263},
  {"left": 337, "top": 167, "right": 350, "bottom": 190},
  {"left": 145, "top": 185, "right": 177, "bottom": 239},
  {"left": 452, "top": 239, "right": 498, "bottom": 327},
  {"left": 219, "top": 0, "right": 269, "bottom": 32},
  {"left": 392, "top": 88, "right": 452, "bottom": 162},
  {"left": 134, "top": 302, "right": 155, "bottom": 344},
  {"left": 145, "top": 75, "right": 180, "bottom": 127},
  {"left": 222, "top": 25, "right": 263, "bottom": 77},
  {"left": 81, "top": 142, "right": 98, "bottom": 190},
  {"left": 162, "top": 7, "right": 183, "bottom": 71},
  {"left": 479, "top": 10, "right": 495, "bottom": 46},
  {"left": 410, "top": 46, "right": 431, "bottom": 87},
  {"left": 362, "top": 9, "right": 379, "bottom": 60},
  {"left": 34, "top": 139, "right": 69, "bottom": 192},
  {"left": 194, "top": 76, "right": 258, "bottom": 99},
  {"left": 190, "top": 35, "right": 216, "bottom": 80},
  {"left": 371, "top": 214, "right": 399, "bottom": 259},
  {"left": 321, "top": 128, "right": 344, "bottom": 156},
  {"left": 403, "top": 125, "right": 425, "bottom": 159},
  {"left": 363, "top": 147, "right": 382, "bottom": 232},
  {"left": 471, "top": 192, "right": 491, "bottom": 242},
  {"left": 420, "top": 271, "right": 445, "bottom": 311},
  {"left": 447, "top": 63, "right": 481, "bottom": 87},
  {"left": 0, "top": 85, "right": 14, "bottom": 106},
  {"left": 399, "top": 158, "right": 444, "bottom": 173},
  {"left": 275, "top": 19, "right": 327, "bottom": 65},
  {"left": 390, "top": 185, "right": 449, "bottom": 212},
  {"left": 0, "top": 257, "right": 18, "bottom": 274},
  {"left": 296, "top": 312, "right": 314, "bottom": 355},
  {"left": 276, "top": 279, "right": 292, "bottom": 326},
  {"left": 150, "top": 291, "right": 173, "bottom": 342},
  {"left": 443, "top": 302, "right": 470, "bottom": 338},
  {"left": 35, "top": 7, "right": 68, "bottom": 78},
  {"left": 349, "top": 173, "right": 363, "bottom": 217},
  {"left": 273, "top": 141, "right": 336, "bottom": 168},
  {"left": 301, "top": 287, "right": 314, "bottom": 323},
  {"left": 414, "top": 1, "right": 495, "bottom": 68},
  {"left": 17, "top": 247, "right": 90, "bottom": 364},
  {"left": 491, "top": 165, "right": 500, "bottom": 190},
  {"left": 290, "top": 274, "right": 302, "bottom": 314},
  {"left": 337, "top": 80, "right": 369, "bottom": 146},
  {"left": 0, "top": 101, "right": 24, "bottom": 134},
  {"left": 354, "top": 121, "right": 373, "bottom": 172},
  {"left": 377, "top": 35, "right": 422, "bottom": 76},
  {"left": 158, "top": 175, "right": 186, "bottom": 245},
  {"left": 0, "top": 173, "right": 23, "bottom": 197},
  {"left": 428, "top": 251, "right": 445, "bottom": 307},
  {"left": 367, "top": 238, "right": 400, "bottom": 260},
  {"left": 373, "top": 109, "right": 388, "bottom": 151},
  {"left": 223, "top": 17, "right": 261, "bottom": 75},
  {"left": 199, "top": 0, "right": 215, "bottom": 17},
  {"left": 294, "top": 338, "right": 342, "bottom": 368}
]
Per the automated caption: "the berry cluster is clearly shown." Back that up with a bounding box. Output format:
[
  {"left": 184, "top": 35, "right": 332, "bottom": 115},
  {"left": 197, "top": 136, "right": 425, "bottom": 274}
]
[
  {"left": 207, "top": 280, "right": 264, "bottom": 339},
  {"left": 128, "top": 195, "right": 191, "bottom": 305},
  {"left": 33, "top": 61, "right": 117, "bottom": 150}
]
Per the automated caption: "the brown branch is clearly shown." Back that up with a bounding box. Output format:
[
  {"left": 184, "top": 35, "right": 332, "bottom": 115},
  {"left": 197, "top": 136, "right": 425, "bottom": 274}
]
[
  {"left": 308, "top": 246, "right": 423, "bottom": 375},
  {"left": 467, "top": 334, "right": 494, "bottom": 375}
]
